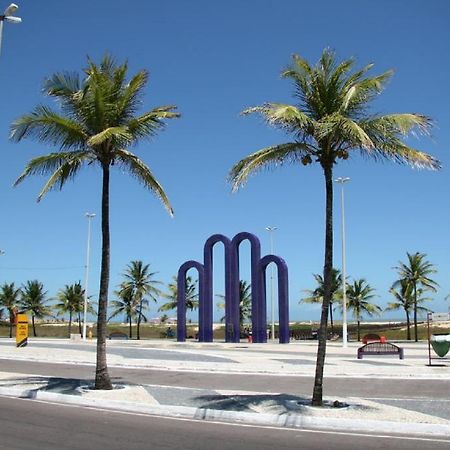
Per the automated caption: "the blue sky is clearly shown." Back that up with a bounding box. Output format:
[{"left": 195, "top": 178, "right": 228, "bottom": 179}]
[{"left": 0, "top": 0, "right": 449, "bottom": 323}]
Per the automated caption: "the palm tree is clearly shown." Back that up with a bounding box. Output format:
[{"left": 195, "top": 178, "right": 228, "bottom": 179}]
[
  {"left": 121, "top": 260, "right": 162, "bottom": 340},
  {"left": 229, "top": 49, "right": 439, "bottom": 405},
  {"left": 55, "top": 282, "right": 85, "bottom": 338},
  {"left": 109, "top": 282, "right": 138, "bottom": 339},
  {"left": 217, "top": 280, "right": 252, "bottom": 327},
  {"left": 237, "top": 281, "right": 252, "bottom": 325},
  {"left": 344, "top": 279, "right": 380, "bottom": 341},
  {"left": 386, "top": 280, "right": 430, "bottom": 340},
  {"left": 20, "top": 280, "right": 51, "bottom": 337},
  {"left": 159, "top": 276, "right": 199, "bottom": 312},
  {"left": 394, "top": 252, "right": 438, "bottom": 342},
  {"left": 386, "top": 279, "right": 413, "bottom": 340},
  {"left": 301, "top": 269, "right": 342, "bottom": 334},
  {"left": 160, "top": 314, "right": 169, "bottom": 324},
  {"left": 11, "top": 56, "right": 179, "bottom": 389},
  {"left": 0, "top": 282, "right": 21, "bottom": 338}
]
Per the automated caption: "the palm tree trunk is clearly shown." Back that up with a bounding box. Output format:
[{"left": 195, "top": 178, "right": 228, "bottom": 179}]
[
  {"left": 9, "top": 311, "right": 13, "bottom": 338},
  {"left": 405, "top": 309, "right": 411, "bottom": 340},
  {"left": 329, "top": 303, "right": 334, "bottom": 335},
  {"left": 32, "top": 315, "right": 37, "bottom": 337},
  {"left": 357, "top": 320, "right": 361, "bottom": 341},
  {"left": 68, "top": 311, "right": 72, "bottom": 338},
  {"left": 95, "top": 163, "right": 113, "bottom": 390},
  {"left": 129, "top": 315, "right": 132, "bottom": 339},
  {"left": 312, "top": 163, "right": 333, "bottom": 407},
  {"left": 78, "top": 312, "right": 82, "bottom": 335},
  {"left": 413, "top": 283, "right": 418, "bottom": 342},
  {"left": 137, "top": 298, "right": 143, "bottom": 340}
]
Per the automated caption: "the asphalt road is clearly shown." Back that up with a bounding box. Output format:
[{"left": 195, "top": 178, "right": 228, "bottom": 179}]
[
  {"left": 1, "top": 359, "right": 450, "bottom": 419},
  {"left": 1, "top": 396, "right": 448, "bottom": 450},
  {"left": 0, "top": 358, "right": 448, "bottom": 398}
]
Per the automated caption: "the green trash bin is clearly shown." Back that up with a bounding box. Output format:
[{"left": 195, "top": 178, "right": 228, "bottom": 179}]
[{"left": 430, "top": 333, "right": 450, "bottom": 357}]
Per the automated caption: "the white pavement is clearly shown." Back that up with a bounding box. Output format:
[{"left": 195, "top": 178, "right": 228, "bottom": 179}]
[{"left": 1, "top": 338, "right": 448, "bottom": 378}]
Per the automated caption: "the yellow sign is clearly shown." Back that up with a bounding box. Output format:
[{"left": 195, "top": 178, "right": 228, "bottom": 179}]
[{"left": 16, "top": 314, "right": 28, "bottom": 347}]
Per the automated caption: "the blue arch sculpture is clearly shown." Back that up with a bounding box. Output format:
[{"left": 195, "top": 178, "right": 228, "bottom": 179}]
[
  {"left": 176, "top": 260, "right": 206, "bottom": 342},
  {"left": 177, "top": 232, "right": 290, "bottom": 343},
  {"left": 259, "top": 255, "right": 290, "bottom": 344},
  {"left": 231, "top": 232, "right": 263, "bottom": 342},
  {"left": 203, "top": 235, "right": 235, "bottom": 341}
]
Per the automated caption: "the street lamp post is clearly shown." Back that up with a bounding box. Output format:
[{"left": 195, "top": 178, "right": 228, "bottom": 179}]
[
  {"left": 82, "top": 213, "right": 95, "bottom": 341},
  {"left": 0, "top": 4, "right": 22, "bottom": 57},
  {"left": 265, "top": 226, "right": 277, "bottom": 340},
  {"left": 335, "top": 177, "right": 350, "bottom": 348}
]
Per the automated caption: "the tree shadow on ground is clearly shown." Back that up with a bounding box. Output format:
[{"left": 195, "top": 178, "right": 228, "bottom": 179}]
[
  {"left": 194, "top": 393, "right": 312, "bottom": 413},
  {"left": 0, "top": 376, "right": 86, "bottom": 395},
  {"left": 194, "top": 393, "right": 360, "bottom": 414}
]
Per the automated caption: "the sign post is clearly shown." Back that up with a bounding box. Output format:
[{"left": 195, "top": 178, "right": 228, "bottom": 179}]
[{"left": 16, "top": 314, "right": 28, "bottom": 348}]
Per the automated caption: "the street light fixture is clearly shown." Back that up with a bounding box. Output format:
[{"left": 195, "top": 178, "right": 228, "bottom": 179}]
[
  {"left": 82, "top": 213, "right": 96, "bottom": 341},
  {"left": 265, "top": 226, "right": 277, "bottom": 340},
  {"left": 4, "top": 3, "right": 18, "bottom": 15},
  {"left": 335, "top": 177, "right": 350, "bottom": 348},
  {"left": 0, "top": 3, "right": 22, "bottom": 57}
]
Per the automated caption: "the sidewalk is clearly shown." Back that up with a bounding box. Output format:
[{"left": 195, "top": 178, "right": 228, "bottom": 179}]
[{"left": 0, "top": 338, "right": 449, "bottom": 437}]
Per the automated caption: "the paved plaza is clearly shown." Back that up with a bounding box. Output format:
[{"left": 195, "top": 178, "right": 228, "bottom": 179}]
[{"left": 0, "top": 338, "right": 449, "bottom": 437}]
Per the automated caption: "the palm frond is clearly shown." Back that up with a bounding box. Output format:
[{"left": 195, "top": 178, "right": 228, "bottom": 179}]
[
  {"left": 317, "top": 114, "right": 374, "bottom": 150},
  {"left": 126, "top": 106, "right": 180, "bottom": 142},
  {"left": 283, "top": 54, "right": 313, "bottom": 79},
  {"left": 88, "top": 126, "right": 132, "bottom": 146},
  {"left": 115, "top": 149, "right": 173, "bottom": 216},
  {"left": 10, "top": 106, "right": 88, "bottom": 149},
  {"left": 368, "top": 113, "right": 431, "bottom": 135},
  {"left": 14, "top": 151, "right": 91, "bottom": 186},
  {"left": 356, "top": 116, "right": 438, "bottom": 169},
  {"left": 117, "top": 70, "right": 149, "bottom": 118},
  {"left": 229, "top": 142, "right": 314, "bottom": 192},
  {"left": 242, "top": 103, "right": 314, "bottom": 135},
  {"left": 14, "top": 151, "right": 91, "bottom": 201},
  {"left": 36, "top": 157, "right": 86, "bottom": 201},
  {"left": 341, "top": 63, "right": 375, "bottom": 90},
  {"left": 346, "top": 70, "right": 393, "bottom": 107},
  {"left": 43, "top": 71, "right": 81, "bottom": 98},
  {"left": 365, "top": 138, "right": 441, "bottom": 169}
]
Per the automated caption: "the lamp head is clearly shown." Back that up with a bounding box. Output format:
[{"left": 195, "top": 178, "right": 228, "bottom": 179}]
[
  {"left": 4, "top": 3, "right": 18, "bottom": 16},
  {"left": 4, "top": 15, "right": 21, "bottom": 23}
]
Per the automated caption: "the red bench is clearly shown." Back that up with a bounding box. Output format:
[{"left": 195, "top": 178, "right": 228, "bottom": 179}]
[{"left": 361, "top": 333, "right": 381, "bottom": 344}]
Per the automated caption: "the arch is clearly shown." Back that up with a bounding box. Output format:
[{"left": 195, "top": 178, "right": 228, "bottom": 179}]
[
  {"left": 231, "top": 232, "right": 264, "bottom": 343},
  {"left": 203, "top": 234, "right": 233, "bottom": 342},
  {"left": 177, "top": 260, "right": 207, "bottom": 342},
  {"left": 177, "top": 231, "right": 291, "bottom": 344},
  {"left": 259, "top": 255, "right": 290, "bottom": 343}
]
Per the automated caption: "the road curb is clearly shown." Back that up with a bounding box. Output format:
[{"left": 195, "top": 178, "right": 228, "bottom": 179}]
[{"left": 1, "top": 386, "right": 449, "bottom": 438}]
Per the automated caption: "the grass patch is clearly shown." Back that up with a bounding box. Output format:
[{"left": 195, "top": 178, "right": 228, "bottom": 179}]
[{"left": 0, "top": 321, "right": 447, "bottom": 341}]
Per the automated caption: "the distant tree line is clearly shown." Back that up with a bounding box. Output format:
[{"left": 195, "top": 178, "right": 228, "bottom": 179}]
[{"left": 301, "top": 251, "right": 439, "bottom": 341}]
